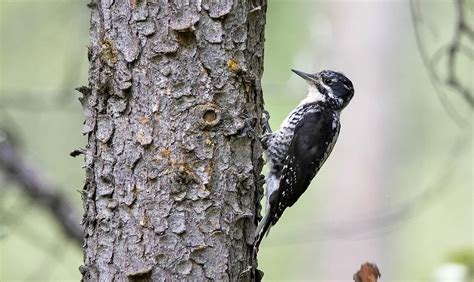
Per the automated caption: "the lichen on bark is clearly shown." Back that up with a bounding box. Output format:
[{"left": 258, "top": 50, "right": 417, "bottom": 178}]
[{"left": 80, "top": 0, "right": 267, "bottom": 280}]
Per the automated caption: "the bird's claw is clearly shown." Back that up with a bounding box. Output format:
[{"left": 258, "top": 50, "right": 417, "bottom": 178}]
[
  {"left": 262, "top": 110, "right": 272, "bottom": 133},
  {"left": 260, "top": 133, "right": 270, "bottom": 150}
]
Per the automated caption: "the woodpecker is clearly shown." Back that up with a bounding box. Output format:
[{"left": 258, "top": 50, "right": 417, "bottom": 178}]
[{"left": 255, "top": 69, "right": 354, "bottom": 250}]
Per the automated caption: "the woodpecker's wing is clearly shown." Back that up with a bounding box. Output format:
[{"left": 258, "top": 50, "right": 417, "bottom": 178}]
[{"left": 271, "top": 109, "right": 339, "bottom": 224}]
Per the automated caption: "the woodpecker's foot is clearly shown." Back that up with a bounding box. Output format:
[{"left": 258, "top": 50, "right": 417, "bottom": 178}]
[
  {"left": 262, "top": 110, "right": 272, "bottom": 133},
  {"left": 260, "top": 133, "right": 270, "bottom": 150}
]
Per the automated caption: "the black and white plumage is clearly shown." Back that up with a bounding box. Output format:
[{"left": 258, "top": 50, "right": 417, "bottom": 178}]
[{"left": 255, "top": 69, "right": 354, "bottom": 250}]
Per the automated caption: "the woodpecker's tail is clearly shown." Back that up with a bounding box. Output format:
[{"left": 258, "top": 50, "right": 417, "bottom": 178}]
[{"left": 254, "top": 213, "right": 273, "bottom": 251}]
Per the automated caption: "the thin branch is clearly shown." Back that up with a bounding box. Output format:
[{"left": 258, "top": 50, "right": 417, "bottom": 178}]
[
  {"left": 0, "top": 129, "right": 83, "bottom": 245},
  {"left": 446, "top": 0, "right": 474, "bottom": 106},
  {"left": 410, "top": 0, "right": 473, "bottom": 128}
]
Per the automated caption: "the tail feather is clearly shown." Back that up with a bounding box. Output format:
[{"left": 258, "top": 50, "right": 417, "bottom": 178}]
[
  {"left": 255, "top": 187, "right": 280, "bottom": 251},
  {"left": 254, "top": 213, "right": 273, "bottom": 251}
]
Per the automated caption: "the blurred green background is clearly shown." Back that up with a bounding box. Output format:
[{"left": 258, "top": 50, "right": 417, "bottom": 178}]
[{"left": 0, "top": 0, "right": 472, "bottom": 281}]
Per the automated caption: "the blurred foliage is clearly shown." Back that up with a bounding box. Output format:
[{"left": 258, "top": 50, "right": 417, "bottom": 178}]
[
  {"left": 0, "top": 0, "right": 472, "bottom": 281},
  {"left": 448, "top": 248, "right": 474, "bottom": 278}
]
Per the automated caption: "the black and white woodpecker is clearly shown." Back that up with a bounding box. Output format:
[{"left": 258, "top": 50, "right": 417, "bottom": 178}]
[{"left": 255, "top": 69, "right": 354, "bottom": 250}]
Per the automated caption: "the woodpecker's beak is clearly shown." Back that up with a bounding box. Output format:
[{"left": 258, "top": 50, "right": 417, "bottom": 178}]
[{"left": 291, "top": 69, "right": 319, "bottom": 83}]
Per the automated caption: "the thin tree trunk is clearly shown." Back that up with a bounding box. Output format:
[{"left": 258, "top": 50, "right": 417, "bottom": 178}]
[
  {"left": 79, "top": 0, "right": 266, "bottom": 280},
  {"left": 318, "top": 1, "right": 399, "bottom": 279}
]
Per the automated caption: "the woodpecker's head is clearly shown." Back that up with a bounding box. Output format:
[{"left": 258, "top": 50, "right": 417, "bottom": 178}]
[{"left": 292, "top": 69, "right": 354, "bottom": 110}]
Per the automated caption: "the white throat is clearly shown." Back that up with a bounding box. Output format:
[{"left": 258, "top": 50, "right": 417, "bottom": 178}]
[{"left": 298, "top": 84, "right": 326, "bottom": 106}]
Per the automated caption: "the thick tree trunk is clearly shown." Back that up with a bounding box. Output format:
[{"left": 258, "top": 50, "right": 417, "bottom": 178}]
[{"left": 79, "top": 0, "right": 266, "bottom": 280}]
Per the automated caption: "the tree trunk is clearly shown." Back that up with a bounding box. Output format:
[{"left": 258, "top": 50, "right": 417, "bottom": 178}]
[
  {"left": 79, "top": 0, "right": 266, "bottom": 280},
  {"left": 317, "top": 1, "right": 399, "bottom": 279}
]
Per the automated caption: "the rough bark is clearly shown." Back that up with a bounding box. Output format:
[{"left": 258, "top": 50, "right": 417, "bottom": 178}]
[{"left": 80, "top": 0, "right": 266, "bottom": 280}]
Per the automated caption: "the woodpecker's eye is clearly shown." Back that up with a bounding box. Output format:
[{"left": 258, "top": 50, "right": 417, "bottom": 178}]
[{"left": 323, "top": 78, "right": 332, "bottom": 85}]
